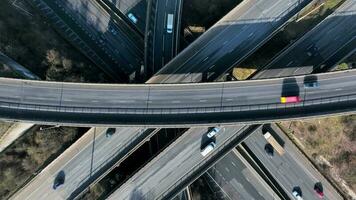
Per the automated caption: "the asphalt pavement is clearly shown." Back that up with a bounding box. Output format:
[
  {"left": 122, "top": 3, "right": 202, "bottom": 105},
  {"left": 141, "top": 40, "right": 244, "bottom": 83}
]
[
  {"left": 0, "top": 70, "right": 356, "bottom": 126},
  {"left": 149, "top": 0, "right": 181, "bottom": 73},
  {"left": 107, "top": 125, "right": 247, "bottom": 199},
  {"left": 29, "top": 0, "right": 143, "bottom": 81},
  {"left": 243, "top": 124, "right": 342, "bottom": 200},
  {"left": 254, "top": 0, "right": 356, "bottom": 78},
  {"left": 11, "top": 127, "right": 155, "bottom": 200},
  {"left": 206, "top": 149, "right": 280, "bottom": 200},
  {"left": 147, "top": 0, "right": 312, "bottom": 83},
  {"left": 105, "top": 0, "right": 147, "bottom": 33}
]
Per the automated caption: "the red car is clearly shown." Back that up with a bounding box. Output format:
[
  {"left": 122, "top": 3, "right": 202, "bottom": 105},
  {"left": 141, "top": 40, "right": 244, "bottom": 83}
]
[
  {"left": 280, "top": 96, "right": 301, "bottom": 103},
  {"left": 314, "top": 182, "right": 324, "bottom": 198}
]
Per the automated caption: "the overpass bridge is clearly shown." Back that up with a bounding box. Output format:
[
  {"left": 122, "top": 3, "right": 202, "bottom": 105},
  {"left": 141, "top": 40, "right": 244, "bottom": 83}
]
[{"left": 0, "top": 70, "right": 356, "bottom": 126}]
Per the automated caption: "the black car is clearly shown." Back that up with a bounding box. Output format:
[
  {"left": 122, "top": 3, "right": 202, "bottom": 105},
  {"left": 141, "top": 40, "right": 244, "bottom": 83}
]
[
  {"left": 106, "top": 128, "right": 116, "bottom": 137},
  {"left": 264, "top": 143, "right": 274, "bottom": 157},
  {"left": 53, "top": 171, "right": 65, "bottom": 190}
]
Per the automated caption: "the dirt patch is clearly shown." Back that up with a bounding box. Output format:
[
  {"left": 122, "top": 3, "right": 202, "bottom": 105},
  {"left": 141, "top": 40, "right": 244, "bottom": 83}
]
[
  {"left": 280, "top": 115, "right": 356, "bottom": 197},
  {"left": 0, "top": 125, "right": 86, "bottom": 199},
  {"left": 0, "top": 0, "right": 110, "bottom": 82},
  {"left": 0, "top": 121, "right": 13, "bottom": 139}
]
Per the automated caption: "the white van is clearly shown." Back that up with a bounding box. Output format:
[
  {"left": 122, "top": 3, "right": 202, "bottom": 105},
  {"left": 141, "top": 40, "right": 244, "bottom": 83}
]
[
  {"left": 201, "top": 142, "right": 216, "bottom": 156},
  {"left": 166, "top": 14, "right": 173, "bottom": 33}
]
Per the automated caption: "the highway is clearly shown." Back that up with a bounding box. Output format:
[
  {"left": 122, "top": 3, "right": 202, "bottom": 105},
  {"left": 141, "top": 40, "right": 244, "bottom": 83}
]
[
  {"left": 0, "top": 52, "right": 40, "bottom": 80},
  {"left": 147, "top": 0, "right": 312, "bottom": 83},
  {"left": 243, "top": 124, "right": 343, "bottom": 200},
  {"left": 206, "top": 149, "right": 280, "bottom": 200},
  {"left": 145, "top": 0, "right": 182, "bottom": 75},
  {"left": 254, "top": 0, "right": 356, "bottom": 78},
  {"left": 103, "top": 0, "right": 147, "bottom": 34},
  {"left": 0, "top": 70, "right": 356, "bottom": 126},
  {"left": 29, "top": 0, "right": 143, "bottom": 81},
  {"left": 11, "top": 127, "right": 157, "bottom": 200},
  {"left": 107, "top": 125, "right": 249, "bottom": 199}
]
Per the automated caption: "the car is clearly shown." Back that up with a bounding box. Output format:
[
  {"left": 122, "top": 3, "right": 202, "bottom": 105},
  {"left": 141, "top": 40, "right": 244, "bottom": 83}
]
[
  {"left": 292, "top": 187, "right": 303, "bottom": 200},
  {"left": 304, "top": 82, "right": 319, "bottom": 88},
  {"left": 292, "top": 191, "right": 303, "bottom": 200},
  {"left": 314, "top": 182, "right": 324, "bottom": 198},
  {"left": 201, "top": 142, "right": 216, "bottom": 156},
  {"left": 264, "top": 143, "right": 274, "bottom": 157},
  {"left": 166, "top": 14, "right": 174, "bottom": 33},
  {"left": 207, "top": 127, "right": 220, "bottom": 138},
  {"left": 280, "top": 96, "right": 301, "bottom": 103},
  {"left": 109, "top": 27, "right": 117, "bottom": 35},
  {"left": 106, "top": 128, "right": 116, "bottom": 137},
  {"left": 53, "top": 171, "right": 65, "bottom": 190},
  {"left": 128, "top": 13, "right": 138, "bottom": 24}
]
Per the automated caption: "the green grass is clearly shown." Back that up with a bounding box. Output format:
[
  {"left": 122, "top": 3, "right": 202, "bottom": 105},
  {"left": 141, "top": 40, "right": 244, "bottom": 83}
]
[{"left": 337, "top": 63, "right": 349, "bottom": 70}]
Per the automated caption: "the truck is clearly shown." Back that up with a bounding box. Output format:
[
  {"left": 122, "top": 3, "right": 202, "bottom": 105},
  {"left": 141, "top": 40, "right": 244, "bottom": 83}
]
[
  {"left": 263, "top": 131, "right": 285, "bottom": 155},
  {"left": 166, "top": 14, "right": 174, "bottom": 33},
  {"left": 280, "top": 96, "right": 301, "bottom": 103}
]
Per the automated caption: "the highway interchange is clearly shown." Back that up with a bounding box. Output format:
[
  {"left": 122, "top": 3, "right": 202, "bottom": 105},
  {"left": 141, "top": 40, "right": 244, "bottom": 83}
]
[{"left": 4, "top": 0, "right": 356, "bottom": 199}]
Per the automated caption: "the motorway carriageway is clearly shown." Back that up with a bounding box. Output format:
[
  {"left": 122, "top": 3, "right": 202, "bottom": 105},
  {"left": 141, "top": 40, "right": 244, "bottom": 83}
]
[{"left": 0, "top": 70, "right": 356, "bottom": 126}]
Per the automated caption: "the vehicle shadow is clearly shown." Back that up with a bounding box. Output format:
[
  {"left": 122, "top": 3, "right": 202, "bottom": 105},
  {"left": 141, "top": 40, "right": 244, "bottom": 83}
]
[
  {"left": 200, "top": 127, "right": 216, "bottom": 150},
  {"left": 262, "top": 124, "right": 285, "bottom": 147},
  {"left": 281, "top": 77, "right": 300, "bottom": 98}
]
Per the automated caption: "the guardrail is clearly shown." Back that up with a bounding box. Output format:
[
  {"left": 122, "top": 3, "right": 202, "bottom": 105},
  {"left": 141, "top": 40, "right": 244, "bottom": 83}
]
[
  {"left": 28, "top": 0, "right": 127, "bottom": 81},
  {"left": 155, "top": 125, "right": 261, "bottom": 199},
  {"left": 71, "top": 128, "right": 158, "bottom": 200},
  {"left": 1, "top": 93, "right": 355, "bottom": 115},
  {"left": 144, "top": 0, "right": 157, "bottom": 78}
]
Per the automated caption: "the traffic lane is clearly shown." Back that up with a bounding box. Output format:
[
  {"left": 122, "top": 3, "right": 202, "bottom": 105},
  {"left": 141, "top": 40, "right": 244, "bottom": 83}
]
[
  {"left": 153, "top": 0, "right": 169, "bottom": 70},
  {"left": 62, "top": 0, "right": 143, "bottom": 68},
  {"left": 244, "top": 129, "right": 342, "bottom": 200},
  {"left": 255, "top": 1, "right": 356, "bottom": 79},
  {"left": 107, "top": 125, "right": 245, "bottom": 199},
  {"left": 149, "top": 0, "right": 310, "bottom": 83},
  {"left": 13, "top": 128, "right": 105, "bottom": 200},
  {"left": 60, "top": 127, "right": 144, "bottom": 198},
  {"left": 209, "top": 151, "right": 271, "bottom": 199},
  {"left": 1, "top": 70, "right": 356, "bottom": 111},
  {"left": 46, "top": 0, "right": 141, "bottom": 78},
  {"left": 15, "top": 127, "right": 144, "bottom": 200},
  {"left": 153, "top": 0, "right": 177, "bottom": 70}
]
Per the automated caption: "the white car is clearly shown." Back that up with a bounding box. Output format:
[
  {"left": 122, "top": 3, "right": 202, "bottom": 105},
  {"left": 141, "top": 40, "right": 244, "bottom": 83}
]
[
  {"left": 292, "top": 191, "right": 303, "bottom": 200},
  {"left": 128, "top": 13, "right": 138, "bottom": 24},
  {"left": 201, "top": 142, "right": 216, "bottom": 156},
  {"left": 207, "top": 127, "right": 220, "bottom": 138}
]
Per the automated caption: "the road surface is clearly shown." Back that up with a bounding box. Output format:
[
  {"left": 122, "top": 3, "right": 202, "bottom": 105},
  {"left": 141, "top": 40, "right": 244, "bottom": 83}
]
[
  {"left": 29, "top": 0, "right": 143, "bottom": 81},
  {"left": 107, "top": 125, "right": 248, "bottom": 199},
  {"left": 206, "top": 149, "right": 280, "bottom": 200},
  {"left": 0, "top": 123, "right": 34, "bottom": 153},
  {"left": 0, "top": 70, "right": 356, "bottom": 126},
  {"left": 145, "top": 0, "right": 181, "bottom": 75},
  {"left": 11, "top": 127, "right": 156, "bottom": 200},
  {"left": 147, "top": 0, "right": 312, "bottom": 83},
  {"left": 254, "top": 0, "right": 356, "bottom": 78},
  {"left": 243, "top": 124, "right": 342, "bottom": 200}
]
